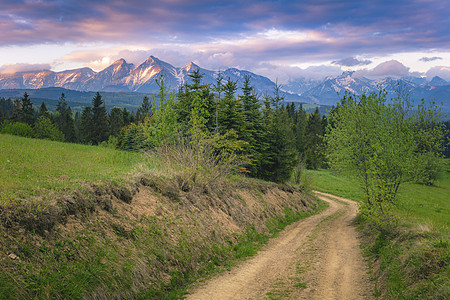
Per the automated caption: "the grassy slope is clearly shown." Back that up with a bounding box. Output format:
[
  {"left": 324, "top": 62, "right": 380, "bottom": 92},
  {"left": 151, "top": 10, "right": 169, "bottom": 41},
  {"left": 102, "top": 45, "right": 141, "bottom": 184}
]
[
  {"left": 307, "top": 162, "right": 450, "bottom": 231},
  {"left": 0, "top": 134, "right": 322, "bottom": 299},
  {"left": 308, "top": 164, "right": 449, "bottom": 299},
  {"left": 0, "top": 133, "right": 147, "bottom": 202}
]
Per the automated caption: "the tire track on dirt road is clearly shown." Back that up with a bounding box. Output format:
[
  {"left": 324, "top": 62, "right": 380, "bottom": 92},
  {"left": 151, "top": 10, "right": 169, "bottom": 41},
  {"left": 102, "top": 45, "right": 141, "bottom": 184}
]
[{"left": 186, "top": 191, "right": 373, "bottom": 300}]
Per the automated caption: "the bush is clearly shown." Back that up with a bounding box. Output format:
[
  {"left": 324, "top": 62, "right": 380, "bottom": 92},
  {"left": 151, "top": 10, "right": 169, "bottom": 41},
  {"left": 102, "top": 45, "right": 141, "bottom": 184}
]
[
  {"left": 0, "top": 121, "right": 34, "bottom": 138},
  {"left": 34, "top": 116, "right": 65, "bottom": 142}
]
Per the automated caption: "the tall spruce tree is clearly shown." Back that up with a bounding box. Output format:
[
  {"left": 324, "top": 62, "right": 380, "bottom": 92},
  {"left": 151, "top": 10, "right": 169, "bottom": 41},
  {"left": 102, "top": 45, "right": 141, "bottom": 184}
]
[
  {"left": 21, "top": 92, "right": 34, "bottom": 125},
  {"left": 80, "top": 106, "right": 93, "bottom": 144},
  {"left": 56, "top": 93, "right": 76, "bottom": 142},
  {"left": 136, "top": 96, "right": 152, "bottom": 123},
  {"left": 91, "top": 92, "right": 109, "bottom": 144},
  {"left": 109, "top": 107, "right": 125, "bottom": 137},
  {"left": 303, "top": 108, "right": 325, "bottom": 169}
]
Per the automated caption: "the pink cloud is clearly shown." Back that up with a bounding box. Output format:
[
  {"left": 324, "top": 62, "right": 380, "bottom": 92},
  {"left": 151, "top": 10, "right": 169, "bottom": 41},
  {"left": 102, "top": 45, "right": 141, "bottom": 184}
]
[
  {"left": 0, "top": 63, "right": 51, "bottom": 74},
  {"left": 426, "top": 66, "right": 450, "bottom": 81}
]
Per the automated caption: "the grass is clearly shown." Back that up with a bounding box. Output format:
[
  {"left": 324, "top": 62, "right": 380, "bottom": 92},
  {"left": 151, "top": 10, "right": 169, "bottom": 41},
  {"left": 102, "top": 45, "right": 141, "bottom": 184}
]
[
  {"left": 0, "top": 133, "right": 149, "bottom": 202},
  {"left": 0, "top": 134, "right": 325, "bottom": 299},
  {"left": 308, "top": 162, "right": 450, "bottom": 299},
  {"left": 307, "top": 161, "right": 450, "bottom": 231}
]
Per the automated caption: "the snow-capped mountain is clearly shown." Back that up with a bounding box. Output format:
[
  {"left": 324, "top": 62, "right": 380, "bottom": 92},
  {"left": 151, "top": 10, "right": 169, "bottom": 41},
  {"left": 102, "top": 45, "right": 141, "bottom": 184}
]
[
  {"left": 0, "top": 56, "right": 448, "bottom": 111},
  {"left": 0, "top": 56, "right": 283, "bottom": 97}
]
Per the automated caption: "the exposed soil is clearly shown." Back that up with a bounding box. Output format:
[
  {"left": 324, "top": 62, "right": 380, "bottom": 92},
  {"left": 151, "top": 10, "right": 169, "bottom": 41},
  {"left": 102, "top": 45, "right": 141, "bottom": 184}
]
[{"left": 186, "top": 191, "right": 373, "bottom": 299}]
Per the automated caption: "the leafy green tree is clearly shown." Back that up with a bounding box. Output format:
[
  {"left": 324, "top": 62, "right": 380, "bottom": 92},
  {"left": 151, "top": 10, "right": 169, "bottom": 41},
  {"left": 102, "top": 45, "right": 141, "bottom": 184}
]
[
  {"left": 56, "top": 93, "right": 76, "bottom": 142},
  {"left": 145, "top": 75, "right": 179, "bottom": 148},
  {"left": 34, "top": 116, "right": 64, "bottom": 141},
  {"left": 326, "top": 91, "right": 446, "bottom": 223}
]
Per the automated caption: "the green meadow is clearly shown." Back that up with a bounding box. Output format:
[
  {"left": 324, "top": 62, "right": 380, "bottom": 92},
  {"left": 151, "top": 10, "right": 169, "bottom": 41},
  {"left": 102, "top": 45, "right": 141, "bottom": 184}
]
[
  {"left": 0, "top": 133, "right": 148, "bottom": 202},
  {"left": 307, "top": 161, "right": 450, "bottom": 231}
]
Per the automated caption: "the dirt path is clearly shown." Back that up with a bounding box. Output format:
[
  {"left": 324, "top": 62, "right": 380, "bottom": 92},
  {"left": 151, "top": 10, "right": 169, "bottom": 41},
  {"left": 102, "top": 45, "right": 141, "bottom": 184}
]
[{"left": 186, "top": 191, "right": 373, "bottom": 300}]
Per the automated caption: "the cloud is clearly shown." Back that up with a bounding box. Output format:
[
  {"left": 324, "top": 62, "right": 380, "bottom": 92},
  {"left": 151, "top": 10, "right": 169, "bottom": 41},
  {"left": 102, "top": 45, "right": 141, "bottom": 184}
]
[
  {"left": 354, "top": 60, "right": 410, "bottom": 78},
  {"left": 332, "top": 57, "right": 372, "bottom": 67},
  {"left": 419, "top": 56, "right": 443, "bottom": 62},
  {"left": 0, "top": 63, "right": 51, "bottom": 74},
  {"left": 425, "top": 66, "right": 450, "bottom": 81},
  {"left": 252, "top": 63, "right": 342, "bottom": 83}
]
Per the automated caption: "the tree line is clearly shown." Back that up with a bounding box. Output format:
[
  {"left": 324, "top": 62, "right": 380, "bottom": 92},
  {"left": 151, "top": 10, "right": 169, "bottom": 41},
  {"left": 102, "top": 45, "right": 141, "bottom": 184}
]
[{"left": 1, "top": 72, "right": 448, "bottom": 186}]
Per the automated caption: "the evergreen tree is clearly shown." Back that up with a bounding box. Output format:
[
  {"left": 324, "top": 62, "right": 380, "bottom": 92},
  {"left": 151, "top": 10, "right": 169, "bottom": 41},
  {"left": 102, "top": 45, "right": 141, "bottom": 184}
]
[
  {"left": 213, "top": 71, "right": 224, "bottom": 132},
  {"left": 11, "top": 99, "right": 23, "bottom": 123},
  {"left": 304, "top": 108, "right": 326, "bottom": 169},
  {"left": 21, "top": 92, "right": 34, "bottom": 125},
  {"left": 259, "top": 91, "right": 297, "bottom": 182},
  {"left": 56, "top": 93, "right": 76, "bottom": 142},
  {"left": 38, "top": 101, "right": 52, "bottom": 120},
  {"left": 91, "top": 92, "right": 109, "bottom": 145},
  {"left": 109, "top": 107, "right": 125, "bottom": 137},
  {"left": 239, "top": 75, "right": 265, "bottom": 174},
  {"left": 218, "top": 78, "right": 247, "bottom": 138},
  {"left": 80, "top": 106, "right": 93, "bottom": 144},
  {"left": 136, "top": 96, "right": 152, "bottom": 123}
]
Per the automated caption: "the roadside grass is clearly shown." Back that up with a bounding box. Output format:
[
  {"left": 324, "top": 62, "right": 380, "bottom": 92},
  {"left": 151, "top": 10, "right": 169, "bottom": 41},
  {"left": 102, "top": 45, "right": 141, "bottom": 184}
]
[
  {"left": 0, "top": 133, "right": 150, "bottom": 202},
  {"left": 307, "top": 162, "right": 450, "bottom": 299},
  {"left": 307, "top": 163, "right": 449, "bottom": 231},
  {"left": 0, "top": 134, "right": 325, "bottom": 299}
]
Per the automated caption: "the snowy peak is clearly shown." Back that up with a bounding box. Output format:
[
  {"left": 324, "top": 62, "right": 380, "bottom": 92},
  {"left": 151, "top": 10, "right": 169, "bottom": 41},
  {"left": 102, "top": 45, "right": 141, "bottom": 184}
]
[{"left": 184, "top": 62, "right": 200, "bottom": 73}]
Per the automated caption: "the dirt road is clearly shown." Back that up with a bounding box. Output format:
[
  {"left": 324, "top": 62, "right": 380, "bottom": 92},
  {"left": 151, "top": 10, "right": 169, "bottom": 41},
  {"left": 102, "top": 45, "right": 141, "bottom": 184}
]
[{"left": 186, "top": 191, "right": 373, "bottom": 299}]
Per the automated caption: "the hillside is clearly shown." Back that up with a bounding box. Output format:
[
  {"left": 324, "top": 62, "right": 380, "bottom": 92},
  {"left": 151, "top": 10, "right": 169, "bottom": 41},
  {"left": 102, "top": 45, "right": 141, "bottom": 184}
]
[{"left": 0, "top": 134, "right": 320, "bottom": 299}]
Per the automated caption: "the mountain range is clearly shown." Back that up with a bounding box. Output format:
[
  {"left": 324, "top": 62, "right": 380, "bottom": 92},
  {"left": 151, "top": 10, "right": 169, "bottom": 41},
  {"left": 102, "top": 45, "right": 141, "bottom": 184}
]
[{"left": 0, "top": 56, "right": 449, "bottom": 113}]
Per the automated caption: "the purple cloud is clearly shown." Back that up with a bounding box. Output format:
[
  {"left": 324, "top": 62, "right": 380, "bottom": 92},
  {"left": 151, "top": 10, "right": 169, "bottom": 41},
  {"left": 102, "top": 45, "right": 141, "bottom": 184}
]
[
  {"left": 0, "top": 63, "right": 51, "bottom": 73},
  {"left": 332, "top": 57, "right": 372, "bottom": 67},
  {"left": 426, "top": 66, "right": 450, "bottom": 81},
  {"left": 354, "top": 60, "right": 410, "bottom": 78},
  {"left": 420, "top": 56, "right": 443, "bottom": 62}
]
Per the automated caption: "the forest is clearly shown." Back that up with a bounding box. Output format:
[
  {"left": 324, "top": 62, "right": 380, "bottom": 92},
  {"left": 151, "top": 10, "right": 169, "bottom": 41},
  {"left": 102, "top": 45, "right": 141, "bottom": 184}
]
[{"left": 0, "top": 71, "right": 448, "bottom": 184}]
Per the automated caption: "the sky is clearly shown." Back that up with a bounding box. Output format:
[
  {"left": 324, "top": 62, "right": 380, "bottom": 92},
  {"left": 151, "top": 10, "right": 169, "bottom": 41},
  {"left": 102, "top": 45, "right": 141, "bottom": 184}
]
[{"left": 0, "top": 0, "right": 449, "bottom": 82}]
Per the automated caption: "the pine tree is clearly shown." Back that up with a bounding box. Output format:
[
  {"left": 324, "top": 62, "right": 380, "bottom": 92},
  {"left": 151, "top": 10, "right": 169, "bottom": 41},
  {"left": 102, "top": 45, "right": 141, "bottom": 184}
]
[
  {"left": 136, "top": 96, "right": 152, "bottom": 123},
  {"left": 303, "top": 108, "right": 325, "bottom": 169},
  {"left": 38, "top": 101, "right": 52, "bottom": 120},
  {"left": 218, "top": 78, "right": 247, "bottom": 138},
  {"left": 109, "top": 107, "right": 125, "bottom": 137},
  {"left": 239, "top": 75, "right": 265, "bottom": 175},
  {"left": 80, "top": 106, "right": 93, "bottom": 144},
  {"left": 56, "top": 93, "right": 76, "bottom": 142},
  {"left": 21, "top": 92, "right": 34, "bottom": 125},
  {"left": 91, "top": 92, "right": 109, "bottom": 145},
  {"left": 258, "top": 91, "right": 297, "bottom": 182}
]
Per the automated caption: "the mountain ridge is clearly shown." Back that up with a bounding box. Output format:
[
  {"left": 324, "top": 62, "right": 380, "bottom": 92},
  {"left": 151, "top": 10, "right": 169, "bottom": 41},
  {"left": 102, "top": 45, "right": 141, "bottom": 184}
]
[{"left": 0, "top": 56, "right": 448, "bottom": 111}]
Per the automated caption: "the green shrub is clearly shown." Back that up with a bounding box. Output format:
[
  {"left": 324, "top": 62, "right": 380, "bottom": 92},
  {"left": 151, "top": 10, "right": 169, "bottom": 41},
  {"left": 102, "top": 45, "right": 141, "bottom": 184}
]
[
  {"left": 0, "top": 121, "right": 34, "bottom": 138},
  {"left": 34, "top": 116, "right": 65, "bottom": 142}
]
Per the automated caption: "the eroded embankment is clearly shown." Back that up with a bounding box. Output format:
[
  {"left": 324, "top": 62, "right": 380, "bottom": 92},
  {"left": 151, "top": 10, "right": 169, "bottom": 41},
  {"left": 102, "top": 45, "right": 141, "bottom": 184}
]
[{"left": 0, "top": 176, "right": 318, "bottom": 299}]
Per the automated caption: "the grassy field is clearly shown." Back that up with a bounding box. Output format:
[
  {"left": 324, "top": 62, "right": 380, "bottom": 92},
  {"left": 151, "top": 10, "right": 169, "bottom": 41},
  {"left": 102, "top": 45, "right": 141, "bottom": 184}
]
[
  {"left": 0, "top": 133, "right": 150, "bottom": 202},
  {"left": 307, "top": 162, "right": 449, "bottom": 299},
  {"left": 307, "top": 161, "right": 450, "bottom": 231}
]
